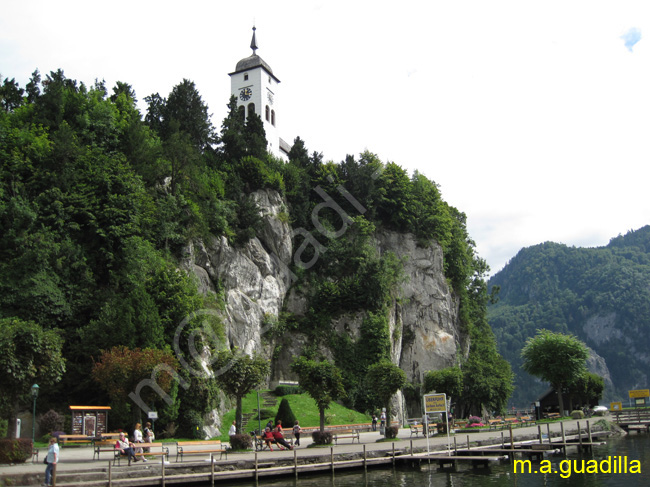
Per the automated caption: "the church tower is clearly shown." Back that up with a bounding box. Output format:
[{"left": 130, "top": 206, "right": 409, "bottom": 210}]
[{"left": 229, "top": 27, "right": 289, "bottom": 158}]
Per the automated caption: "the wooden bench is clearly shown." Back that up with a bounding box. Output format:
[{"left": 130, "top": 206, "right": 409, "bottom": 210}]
[
  {"left": 332, "top": 429, "right": 360, "bottom": 444},
  {"left": 59, "top": 434, "right": 93, "bottom": 446},
  {"left": 454, "top": 420, "right": 469, "bottom": 429},
  {"left": 520, "top": 415, "right": 535, "bottom": 425},
  {"left": 113, "top": 442, "right": 169, "bottom": 466},
  {"left": 544, "top": 412, "right": 561, "bottom": 420},
  {"left": 488, "top": 419, "right": 504, "bottom": 430},
  {"left": 93, "top": 440, "right": 118, "bottom": 460},
  {"left": 175, "top": 440, "right": 228, "bottom": 462}
]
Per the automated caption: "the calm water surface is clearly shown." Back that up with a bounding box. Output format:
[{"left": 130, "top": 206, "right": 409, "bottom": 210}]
[{"left": 223, "top": 434, "right": 650, "bottom": 487}]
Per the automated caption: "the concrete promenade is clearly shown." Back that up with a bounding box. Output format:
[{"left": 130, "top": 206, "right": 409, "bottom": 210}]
[{"left": 0, "top": 417, "right": 610, "bottom": 486}]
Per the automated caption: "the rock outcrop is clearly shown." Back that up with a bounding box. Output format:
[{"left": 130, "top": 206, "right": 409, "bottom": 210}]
[{"left": 184, "top": 189, "right": 462, "bottom": 432}]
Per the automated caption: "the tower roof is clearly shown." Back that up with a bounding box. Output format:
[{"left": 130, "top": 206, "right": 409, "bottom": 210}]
[{"left": 229, "top": 27, "right": 280, "bottom": 82}]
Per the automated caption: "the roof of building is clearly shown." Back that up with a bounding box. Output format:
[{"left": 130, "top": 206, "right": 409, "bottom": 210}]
[{"left": 229, "top": 27, "right": 280, "bottom": 82}]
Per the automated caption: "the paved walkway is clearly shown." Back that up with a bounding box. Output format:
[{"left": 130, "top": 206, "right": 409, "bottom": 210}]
[{"left": 0, "top": 417, "right": 608, "bottom": 479}]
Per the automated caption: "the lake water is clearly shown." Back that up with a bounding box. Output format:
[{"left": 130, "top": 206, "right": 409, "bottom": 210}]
[{"left": 228, "top": 433, "right": 650, "bottom": 487}]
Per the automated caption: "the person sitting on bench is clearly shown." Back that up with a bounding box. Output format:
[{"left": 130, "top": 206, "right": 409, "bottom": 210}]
[
  {"left": 272, "top": 426, "right": 293, "bottom": 450},
  {"left": 115, "top": 433, "right": 138, "bottom": 463},
  {"left": 262, "top": 427, "right": 277, "bottom": 451}
]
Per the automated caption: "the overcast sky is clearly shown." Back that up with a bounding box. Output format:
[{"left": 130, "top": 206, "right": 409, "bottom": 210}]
[{"left": 2, "top": 1, "right": 649, "bottom": 275}]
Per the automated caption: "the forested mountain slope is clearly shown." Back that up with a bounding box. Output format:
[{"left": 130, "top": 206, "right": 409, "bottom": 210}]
[
  {"left": 0, "top": 70, "right": 512, "bottom": 434},
  {"left": 488, "top": 226, "right": 650, "bottom": 406}
]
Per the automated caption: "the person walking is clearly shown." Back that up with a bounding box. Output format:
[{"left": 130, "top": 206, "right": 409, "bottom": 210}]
[
  {"left": 44, "top": 437, "right": 59, "bottom": 487},
  {"left": 292, "top": 420, "right": 302, "bottom": 446}
]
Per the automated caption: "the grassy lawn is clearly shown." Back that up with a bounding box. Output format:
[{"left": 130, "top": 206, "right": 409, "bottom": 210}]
[{"left": 217, "top": 391, "right": 371, "bottom": 442}]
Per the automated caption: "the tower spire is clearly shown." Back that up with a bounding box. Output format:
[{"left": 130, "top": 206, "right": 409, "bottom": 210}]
[{"left": 250, "top": 26, "right": 258, "bottom": 55}]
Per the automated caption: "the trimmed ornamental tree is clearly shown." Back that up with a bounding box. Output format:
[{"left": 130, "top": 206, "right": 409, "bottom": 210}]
[
  {"left": 213, "top": 349, "right": 270, "bottom": 435},
  {"left": 366, "top": 360, "right": 407, "bottom": 435},
  {"left": 0, "top": 318, "right": 66, "bottom": 438},
  {"left": 521, "top": 329, "right": 589, "bottom": 415},
  {"left": 291, "top": 357, "right": 345, "bottom": 433}
]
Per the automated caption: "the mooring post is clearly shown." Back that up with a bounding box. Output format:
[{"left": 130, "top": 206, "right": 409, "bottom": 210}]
[
  {"left": 410, "top": 439, "right": 413, "bottom": 456},
  {"left": 161, "top": 454, "right": 165, "bottom": 487},
  {"left": 453, "top": 436, "right": 457, "bottom": 454},
  {"left": 52, "top": 463, "right": 57, "bottom": 487},
  {"left": 255, "top": 452, "right": 258, "bottom": 482},
  {"left": 577, "top": 421, "right": 583, "bottom": 447},
  {"left": 331, "top": 446, "right": 334, "bottom": 473},
  {"left": 294, "top": 448, "right": 298, "bottom": 478},
  {"left": 509, "top": 424, "right": 514, "bottom": 450},
  {"left": 546, "top": 423, "right": 552, "bottom": 445},
  {"left": 561, "top": 421, "right": 566, "bottom": 446},
  {"left": 587, "top": 420, "right": 593, "bottom": 444},
  {"left": 108, "top": 461, "right": 112, "bottom": 487},
  {"left": 501, "top": 431, "right": 504, "bottom": 448},
  {"left": 538, "top": 425, "right": 543, "bottom": 444},
  {"left": 363, "top": 444, "right": 367, "bottom": 468},
  {"left": 211, "top": 454, "right": 215, "bottom": 487},
  {"left": 467, "top": 435, "right": 470, "bottom": 450},
  {"left": 392, "top": 443, "right": 395, "bottom": 466}
]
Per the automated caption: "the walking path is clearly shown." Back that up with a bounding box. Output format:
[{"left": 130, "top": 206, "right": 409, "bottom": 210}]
[{"left": 0, "top": 417, "right": 611, "bottom": 486}]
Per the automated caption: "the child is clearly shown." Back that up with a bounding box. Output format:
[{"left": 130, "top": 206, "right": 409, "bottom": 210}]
[{"left": 292, "top": 420, "right": 301, "bottom": 446}]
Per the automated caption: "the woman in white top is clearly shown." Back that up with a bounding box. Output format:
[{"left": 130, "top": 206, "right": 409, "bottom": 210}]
[
  {"left": 132, "top": 423, "right": 147, "bottom": 462},
  {"left": 44, "top": 437, "right": 59, "bottom": 486}
]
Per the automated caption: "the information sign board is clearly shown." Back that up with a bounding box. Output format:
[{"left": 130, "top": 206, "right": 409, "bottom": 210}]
[{"left": 424, "top": 393, "right": 447, "bottom": 413}]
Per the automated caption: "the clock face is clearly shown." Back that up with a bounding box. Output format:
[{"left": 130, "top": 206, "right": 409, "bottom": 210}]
[
  {"left": 267, "top": 92, "right": 274, "bottom": 105},
  {"left": 239, "top": 87, "right": 252, "bottom": 101}
]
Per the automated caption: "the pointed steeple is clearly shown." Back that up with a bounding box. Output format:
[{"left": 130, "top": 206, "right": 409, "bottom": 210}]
[{"left": 250, "top": 26, "right": 258, "bottom": 55}]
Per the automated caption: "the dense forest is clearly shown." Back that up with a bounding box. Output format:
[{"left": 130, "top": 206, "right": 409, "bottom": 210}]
[
  {"left": 488, "top": 226, "right": 650, "bottom": 407},
  {"left": 0, "top": 70, "right": 511, "bottom": 434}
]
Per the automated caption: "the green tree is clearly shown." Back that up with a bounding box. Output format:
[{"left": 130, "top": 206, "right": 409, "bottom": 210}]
[
  {"left": 0, "top": 318, "right": 66, "bottom": 438},
  {"left": 567, "top": 372, "right": 605, "bottom": 410},
  {"left": 91, "top": 346, "right": 180, "bottom": 426},
  {"left": 366, "top": 360, "right": 406, "bottom": 434},
  {"left": 423, "top": 366, "right": 464, "bottom": 400},
  {"left": 521, "top": 329, "right": 589, "bottom": 414},
  {"left": 291, "top": 357, "right": 345, "bottom": 433},
  {"left": 213, "top": 349, "right": 270, "bottom": 434}
]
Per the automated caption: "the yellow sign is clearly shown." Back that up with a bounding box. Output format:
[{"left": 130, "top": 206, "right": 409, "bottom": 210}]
[
  {"left": 424, "top": 393, "right": 447, "bottom": 413},
  {"left": 610, "top": 402, "right": 623, "bottom": 411},
  {"left": 628, "top": 389, "right": 650, "bottom": 399}
]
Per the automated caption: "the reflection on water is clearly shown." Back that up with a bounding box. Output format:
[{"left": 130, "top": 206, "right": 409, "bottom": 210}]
[{"left": 209, "top": 435, "right": 650, "bottom": 487}]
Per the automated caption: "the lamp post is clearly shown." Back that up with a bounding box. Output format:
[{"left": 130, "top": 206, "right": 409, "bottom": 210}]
[{"left": 31, "top": 384, "right": 39, "bottom": 445}]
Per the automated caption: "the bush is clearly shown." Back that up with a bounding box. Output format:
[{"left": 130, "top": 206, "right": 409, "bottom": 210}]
[
  {"left": 274, "top": 398, "right": 297, "bottom": 427},
  {"left": 177, "top": 410, "right": 204, "bottom": 439},
  {"left": 274, "top": 385, "right": 302, "bottom": 396},
  {"left": 39, "top": 409, "right": 65, "bottom": 434},
  {"left": 311, "top": 431, "right": 333, "bottom": 445},
  {"left": 468, "top": 416, "right": 482, "bottom": 424},
  {"left": 570, "top": 410, "right": 585, "bottom": 419},
  {"left": 0, "top": 439, "right": 32, "bottom": 464},
  {"left": 229, "top": 434, "right": 253, "bottom": 450},
  {"left": 385, "top": 425, "right": 399, "bottom": 439}
]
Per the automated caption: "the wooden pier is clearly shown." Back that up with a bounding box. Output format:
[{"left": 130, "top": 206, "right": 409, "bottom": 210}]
[{"left": 613, "top": 409, "right": 650, "bottom": 433}]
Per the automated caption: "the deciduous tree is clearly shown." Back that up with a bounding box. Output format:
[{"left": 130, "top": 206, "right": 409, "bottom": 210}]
[
  {"left": 366, "top": 360, "right": 406, "bottom": 434},
  {"left": 0, "top": 318, "right": 66, "bottom": 438},
  {"left": 291, "top": 358, "right": 345, "bottom": 433},
  {"left": 212, "top": 349, "right": 270, "bottom": 434},
  {"left": 521, "top": 329, "right": 589, "bottom": 414}
]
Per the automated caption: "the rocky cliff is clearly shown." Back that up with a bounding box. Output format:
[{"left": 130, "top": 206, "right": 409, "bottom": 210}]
[{"left": 184, "top": 189, "right": 462, "bottom": 430}]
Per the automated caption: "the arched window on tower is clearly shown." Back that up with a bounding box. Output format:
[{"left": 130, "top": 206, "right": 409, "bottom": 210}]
[
  {"left": 248, "top": 103, "right": 255, "bottom": 116},
  {"left": 238, "top": 105, "right": 245, "bottom": 122},
  {"left": 265, "top": 105, "right": 270, "bottom": 122},
  {"left": 271, "top": 110, "right": 276, "bottom": 127}
]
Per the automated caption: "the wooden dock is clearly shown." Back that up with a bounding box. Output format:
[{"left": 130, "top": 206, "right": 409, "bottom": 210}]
[{"left": 613, "top": 409, "right": 650, "bottom": 433}]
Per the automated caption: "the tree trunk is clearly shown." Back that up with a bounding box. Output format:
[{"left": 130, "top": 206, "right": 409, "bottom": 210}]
[
  {"left": 5, "top": 398, "right": 19, "bottom": 439},
  {"left": 235, "top": 395, "right": 243, "bottom": 434},
  {"left": 556, "top": 384, "right": 565, "bottom": 416},
  {"left": 319, "top": 407, "right": 325, "bottom": 433}
]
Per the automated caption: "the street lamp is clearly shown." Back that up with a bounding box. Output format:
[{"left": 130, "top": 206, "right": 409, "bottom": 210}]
[{"left": 31, "top": 384, "right": 39, "bottom": 445}]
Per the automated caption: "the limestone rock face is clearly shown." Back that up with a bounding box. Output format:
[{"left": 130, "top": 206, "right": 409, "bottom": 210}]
[{"left": 184, "top": 189, "right": 462, "bottom": 430}]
